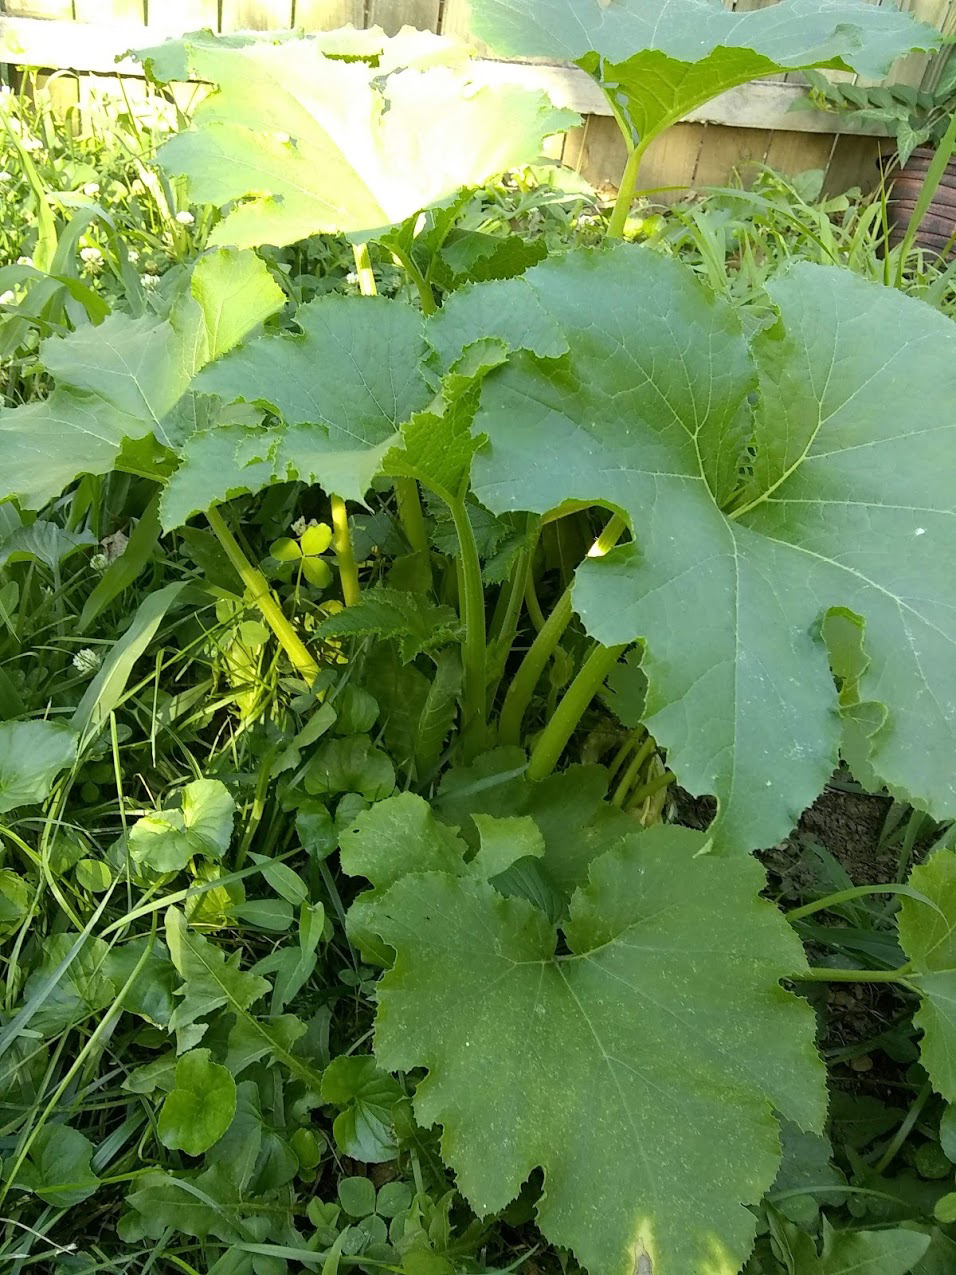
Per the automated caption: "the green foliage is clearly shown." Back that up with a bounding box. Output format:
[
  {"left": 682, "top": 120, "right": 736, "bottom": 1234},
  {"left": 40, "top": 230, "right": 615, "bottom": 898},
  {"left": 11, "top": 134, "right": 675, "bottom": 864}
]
[
  {"left": 138, "top": 29, "right": 577, "bottom": 247},
  {"left": 349, "top": 821, "right": 824, "bottom": 1275},
  {"left": 0, "top": 718, "right": 76, "bottom": 812},
  {"left": 128, "top": 778, "right": 235, "bottom": 872},
  {"left": 3, "top": 9, "right": 956, "bottom": 1275},
  {"left": 159, "top": 1049, "right": 238, "bottom": 1155}
]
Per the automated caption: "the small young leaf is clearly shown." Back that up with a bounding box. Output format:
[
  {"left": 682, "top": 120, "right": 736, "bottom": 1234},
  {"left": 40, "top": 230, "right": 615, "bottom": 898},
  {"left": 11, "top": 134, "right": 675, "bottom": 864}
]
[
  {"left": 15, "top": 1124, "right": 99, "bottom": 1207},
  {"left": 315, "top": 589, "right": 460, "bottom": 663},
  {"left": 304, "top": 736, "right": 395, "bottom": 802},
  {"left": 128, "top": 779, "right": 235, "bottom": 873},
  {"left": 322, "top": 1055, "right": 404, "bottom": 1163},
  {"left": 159, "top": 1049, "right": 238, "bottom": 1156}
]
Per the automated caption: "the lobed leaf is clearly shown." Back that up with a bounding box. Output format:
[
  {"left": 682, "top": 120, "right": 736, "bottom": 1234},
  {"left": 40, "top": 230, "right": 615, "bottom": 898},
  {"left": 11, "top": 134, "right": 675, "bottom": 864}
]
[
  {"left": 0, "top": 250, "right": 284, "bottom": 510},
  {"left": 468, "top": 0, "right": 937, "bottom": 154},
  {"left": 358, "top": 824, "right": 825, "bottom": 1275},
  {"left": 456, "top": 246, "right": 956, "bottom": 849}
]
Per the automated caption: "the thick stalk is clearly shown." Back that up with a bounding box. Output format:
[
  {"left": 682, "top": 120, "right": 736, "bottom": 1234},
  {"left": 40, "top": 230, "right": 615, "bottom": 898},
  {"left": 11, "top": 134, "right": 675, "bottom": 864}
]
[
  {"left": 607, "top": 143, "right": 645, "bottom": 239},
  {"left": 498, "top": 513, "right": 627, "bottom": 746},
  {"left": 450, "top": 496, "right": 487, "bottom": 742},
  {"left": 387, "top": 240, "right": 438, "bottom": 315},
  {"left": 206, "top": 505, "right": 318, "bottom": 684},
  {"left": 787, "top": 882, "right": 929, "bottom": 922},
  {"left": 331, "top": 496, "right": 360, "bottom": 608},
  {"left": 528, "top": 643, "right": 625, "bottom": 782},
  {"left": 352, "top": 242, "right": 430, "bottom": 564}
]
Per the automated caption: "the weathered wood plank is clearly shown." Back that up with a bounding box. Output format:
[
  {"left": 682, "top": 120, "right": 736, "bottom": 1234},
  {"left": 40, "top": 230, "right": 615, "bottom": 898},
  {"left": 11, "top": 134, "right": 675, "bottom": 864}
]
[
  {"left": 763, "top": 128, "right": 836, "bottom": 180},
  {"left": 0, "top": 14, "right": 902, "bottom": 137},
  {"left": 295, "top": 0, "right": 362, "bottom": 27},
  {"left": 693, "top": 122, "right": 771, "bottom": 186},
  {"left": 221, "top": 0, "right": 293, "bottom": 31},
  {"left": 366, "top": 0, "right": 440, "bottom": 35},
  {"left": 824, "top": 133, "right": 888, "bottom": 195}
]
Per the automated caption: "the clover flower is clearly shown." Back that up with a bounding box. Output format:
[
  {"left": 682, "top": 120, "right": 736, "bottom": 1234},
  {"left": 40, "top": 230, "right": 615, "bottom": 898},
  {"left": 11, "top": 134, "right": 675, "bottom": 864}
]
[{"left": 72, "top": 648, "right": 102, "bottom": 676}]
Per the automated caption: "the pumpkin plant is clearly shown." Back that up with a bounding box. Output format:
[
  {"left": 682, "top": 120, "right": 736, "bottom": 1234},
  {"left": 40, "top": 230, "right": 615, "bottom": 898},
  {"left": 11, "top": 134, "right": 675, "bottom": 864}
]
[{"left": 2, "top": 5, "right": 956, "bottom": 1274}]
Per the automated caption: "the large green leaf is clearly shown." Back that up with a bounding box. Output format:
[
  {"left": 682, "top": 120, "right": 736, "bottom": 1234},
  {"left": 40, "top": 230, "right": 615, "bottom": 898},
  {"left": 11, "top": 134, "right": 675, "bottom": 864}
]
[
  {"left": 0, "top": 719, "right": 77, "bottom": 813},
  {"left": 0, "top": 250, "right": 284, "bottom": 509},
  {"left": 139, "top": 30, "right": 577, "bottom": 248},
  {"left": 352, "top": 824, "right": 824, "bottom": 1275},
  {"left": 14, "top": 1124, "right": 100, "bottom": 1208},
  {"left": 467, "top": 0, "right": 936, "bottom": 152},
  {"left": 162, "top": 296, "right": 433, "bottom": 525},
  {"left": 454, "top": 246, "right": 956, "bottom": 850}
]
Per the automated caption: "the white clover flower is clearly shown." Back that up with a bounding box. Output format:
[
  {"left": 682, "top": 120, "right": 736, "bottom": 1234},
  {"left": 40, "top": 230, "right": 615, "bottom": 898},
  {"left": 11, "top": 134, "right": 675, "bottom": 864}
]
[
  {"left": 291, "top": 516, "right": 308, "bottom": 537},
  {"left": 0, "top": 291, "right": 15, "bottom": 306},
  {"left": 82, "top": 181, "right": 100, "bottom": 197},
  {"left": 89, "top": 552, "right": 109, "bottom": 571},
  {"left": 175, "top": 209, "right": 195, "bottom": 226},
  {"left": 21, "top": 137, "right": 43, "bottom": 153},
  {"left": 72, "top": 648, "right": 102, "bottom": 676},
  {"left": 346, "top": 271, "right": 359, "bottom": 286},
  {"left": 141, "top": 272, "right": 159, "bottom": 290},
  {"left": 80, "top": 246, "right": 104, "bottom": 273},
  {"left": 16, "top": 256, "right": 32, "bottom": 268},
  {"left": 127, "top": 249, "right": 140, "bottom": 264},
  {"left": 0, "top": 170, "right": 12, "bottom": 184}
]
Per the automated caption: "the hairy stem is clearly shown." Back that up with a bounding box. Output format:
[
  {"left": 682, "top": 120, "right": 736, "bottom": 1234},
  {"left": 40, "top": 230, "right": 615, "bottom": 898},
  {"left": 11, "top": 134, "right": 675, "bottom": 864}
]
[
  {"left": 607, "top": 144, "right": 644, "bottom": 239},
  {"left": 795, "top": 966, "right": 911, "bottom": 984},
  {"left": 206, "top": 505, "right": 319, "bottom": 684},
  {"left": 331, "top": 495, "right": 360, "bottom": 608},
  {"left": 498, "top": 513, "right": 627, "bottom": 746},
  {"left": 528, "top": 643, "right": 625, "bottom": 782},
  {"left": 450, "top": 496, "right": 487, "bottom": 745}
]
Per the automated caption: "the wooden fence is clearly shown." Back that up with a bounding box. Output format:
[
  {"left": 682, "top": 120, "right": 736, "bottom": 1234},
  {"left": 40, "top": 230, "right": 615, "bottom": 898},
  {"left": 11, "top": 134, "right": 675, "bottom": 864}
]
[{"left": 2, "top": 0, "right": 955, "bottom": 199}]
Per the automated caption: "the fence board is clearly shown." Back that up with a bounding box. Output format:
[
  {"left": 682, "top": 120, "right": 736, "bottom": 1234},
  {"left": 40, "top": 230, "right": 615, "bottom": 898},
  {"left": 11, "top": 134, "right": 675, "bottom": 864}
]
[
  {"left": 221, "top": 0, "right": 293, "bottom": 30},
  {"left": 73, "top": 0, "right": 142, "bottom": 18},
  {"left": 366, "top": 0, "right": 440, "bottom": 34},
  {"left": 693, "top": 122, "right": 772, "bottom": 185},
  {"left": 295, "top": 0, "right": 362, "bottom": 29}
]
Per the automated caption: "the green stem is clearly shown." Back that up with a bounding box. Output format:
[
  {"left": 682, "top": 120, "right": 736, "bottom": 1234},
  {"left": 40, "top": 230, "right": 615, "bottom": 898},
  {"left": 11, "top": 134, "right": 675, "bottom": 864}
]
[
  {"left": 351, "top": 241, "right": 430, "bottom": 562},
  {"left": 524, "top": 569, "right": 547, "bottom": 633},
  {"left": 331, "top": 495, "right": 360, "bottom": 608},
  {"left": 625, "top": 769, "right": 675, "bottom": 810},
  {"left": 351, "top": 241, "right": 377, "bottom": 296},
  {"left": 795, "top": 966, "right": 911, "bottom": 984},
  {"left": 498, "top": 513, "right": 627, "bottom": 746},
  {"left": 206, "top": 505, "right": 318, "bottom": 684},
  {"left": 450, "top": 496, "right": 487, "bottom": 743},
  {"left": 396, "top": 477, "right": 430, "bottom": 556},
  {"left": 387, "top": 240, "right": 438, "bottom": 315},
  {"left": 606, "top": 729, "right": 643, "bottom": 786},
  {"left": 607, "top": 143, "right": 645, "bottom": 239},
  {"left": 787, "top": 882, "right": 928, "bottom": 922},
  {"left": 612, "top": 734, "right": 655, "bottom": 807},
  {"left": 528, "top": 643, "right": 625, "bottom": 782},
  {"left": 873, "top": 1080, "right": 932, "bottom": 1176}
]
